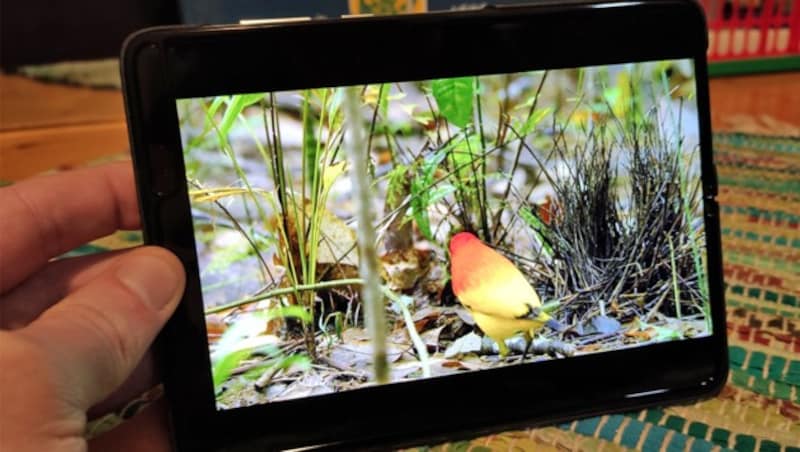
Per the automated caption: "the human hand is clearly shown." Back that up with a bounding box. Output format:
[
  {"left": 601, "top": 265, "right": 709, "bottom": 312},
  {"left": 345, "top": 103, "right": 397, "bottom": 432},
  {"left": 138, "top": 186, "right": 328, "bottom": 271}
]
[{"left": 0, "top": 162, "right": 185, "bottom": 452}]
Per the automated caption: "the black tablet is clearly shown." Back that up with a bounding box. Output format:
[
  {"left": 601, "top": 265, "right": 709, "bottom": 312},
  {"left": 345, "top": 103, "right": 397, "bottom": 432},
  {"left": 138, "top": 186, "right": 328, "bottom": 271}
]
[{"left": 121, "top": 1, "right": 727, "bottom": 450}]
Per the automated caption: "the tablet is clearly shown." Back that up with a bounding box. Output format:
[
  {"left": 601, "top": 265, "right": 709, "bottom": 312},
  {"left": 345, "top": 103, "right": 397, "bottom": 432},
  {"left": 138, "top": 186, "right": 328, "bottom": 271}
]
[{"left": 121, "top": 1, "right": 727, "bottom": 450}]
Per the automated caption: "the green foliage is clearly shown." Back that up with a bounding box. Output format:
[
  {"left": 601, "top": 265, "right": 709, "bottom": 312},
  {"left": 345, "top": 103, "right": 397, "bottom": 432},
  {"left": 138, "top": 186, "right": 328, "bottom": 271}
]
[
  {"left": 210, "top": 305, "right": 311, "bottom": 393},
  {"left": 385, "top": 164, "right": 410, "bottom": 207},
  {"left": 262, "top": 87, "right": 349, "bottom": 361},
  {"left": 409, "top": 149, "right": 451, "bottom": 240},
  {"left": 325, "top": 87, "right": 346, "bottom": 123},
  {"left": 383, "top": 286, "right": 431, "bottom": 377},
  {"left": 516, "top": 106, "right": 552, "bottom": 136},
  {"left": 519, "top": 206, "right": 553, "bottom": 259},
  {"left": 431, "top": 77, "right": 474, "bottom": 128},
  {"left": 445, "top": 133, "right": 482, "bottom": 177},
  {"left": 302, "top": 90, "right": 320, "bottom": 189},
  {"left": 212, "top": 349, "right": 251, "bottom": 392},
  {"left": 183, "top": 61, "right": 708, "bottom": 402},
  {"left": 264, "top": 305, "right": 313, "bottom": 323},
  {"left": 319, "top": 311, "right": 345, "bottom": 344},
  {"left": 377, "top": 83, "right": 390, "bottom": 119},
  {"left": 217, "top": 94, "right": 265, "bottom": 149},
  {"left": 241, "top": 354, "right": 313, "bottom": 381},
  {"left": 186, "top": 96, "right": 226, "bottom": 152}
]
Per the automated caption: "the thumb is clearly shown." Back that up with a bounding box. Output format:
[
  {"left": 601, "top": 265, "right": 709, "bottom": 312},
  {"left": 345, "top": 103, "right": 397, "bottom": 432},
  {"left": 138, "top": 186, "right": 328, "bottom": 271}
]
[{"left": 20, "top": 246, "right": 185, "bottom": 410}]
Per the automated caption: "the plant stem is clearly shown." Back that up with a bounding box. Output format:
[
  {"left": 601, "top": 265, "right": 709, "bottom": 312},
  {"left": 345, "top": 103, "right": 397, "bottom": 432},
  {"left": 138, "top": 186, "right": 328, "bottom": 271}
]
[
  {"left": 366, "top": 83, "right": 385, "bottom": 158},
  {"left": 474, "top": 77, "right": 490, "bottom": 241},
  {"left": 492, "top": 70, "right": 549, "bottom": 240},
  {"left": 381, "top": 287, "right": 431, "bottom": 378},
  {"left": 204, "top": 278, "right": 366, "bottom": 315},
  {"left": 344, "top": 85, "right": 389, "bottom": 384},
  {"left": 189, "top": 181, "right": 276, "bottom": 288},
  {"left": 667, "top": 235, "right": 682, "bottom": 320}
]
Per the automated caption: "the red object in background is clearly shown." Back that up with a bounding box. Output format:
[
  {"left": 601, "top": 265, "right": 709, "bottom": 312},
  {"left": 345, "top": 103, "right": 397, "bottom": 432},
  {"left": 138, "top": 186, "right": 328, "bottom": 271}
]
[{"left": 702, "top": 0, "right": 800, "bottom": 60}]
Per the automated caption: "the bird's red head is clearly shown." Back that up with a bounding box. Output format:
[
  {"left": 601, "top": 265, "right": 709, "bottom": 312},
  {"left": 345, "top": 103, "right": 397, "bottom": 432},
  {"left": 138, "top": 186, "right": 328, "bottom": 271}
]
[{"left": 449, "top": 231, "right": 479, "bottom": 256}]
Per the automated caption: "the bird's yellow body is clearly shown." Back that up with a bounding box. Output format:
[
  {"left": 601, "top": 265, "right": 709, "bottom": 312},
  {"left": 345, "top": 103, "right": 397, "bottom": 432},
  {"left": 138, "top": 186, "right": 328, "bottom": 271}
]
[{"left": 449, "top": 232, "right": 551, "bottom": 356}]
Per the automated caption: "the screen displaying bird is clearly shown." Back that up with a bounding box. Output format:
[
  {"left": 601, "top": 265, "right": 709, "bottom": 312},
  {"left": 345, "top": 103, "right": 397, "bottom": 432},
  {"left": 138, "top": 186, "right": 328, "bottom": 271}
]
[{"left": 449, "top": 231, "right": 560, "bottom": 357}]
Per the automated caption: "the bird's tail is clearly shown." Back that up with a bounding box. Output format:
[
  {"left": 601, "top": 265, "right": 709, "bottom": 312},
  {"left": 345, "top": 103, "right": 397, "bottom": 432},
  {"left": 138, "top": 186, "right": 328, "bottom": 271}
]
[
  {"left": 525, "top": 307, "right": 566, "bottom": 332},
  {"left": 545, "top": 318, "right": 566, "bottom": 332}
]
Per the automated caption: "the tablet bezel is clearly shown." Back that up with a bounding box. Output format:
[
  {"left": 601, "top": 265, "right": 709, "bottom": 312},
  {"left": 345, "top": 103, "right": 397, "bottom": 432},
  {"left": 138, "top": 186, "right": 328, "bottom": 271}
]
[{"left": 121, "top": 2, "right": 728, "bottom": 450}]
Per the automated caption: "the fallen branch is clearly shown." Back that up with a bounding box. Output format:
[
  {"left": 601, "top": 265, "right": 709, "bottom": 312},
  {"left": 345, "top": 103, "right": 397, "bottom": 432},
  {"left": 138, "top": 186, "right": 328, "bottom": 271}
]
[{"left": 479, "top": 336, "right": 576, "bottom": 357}]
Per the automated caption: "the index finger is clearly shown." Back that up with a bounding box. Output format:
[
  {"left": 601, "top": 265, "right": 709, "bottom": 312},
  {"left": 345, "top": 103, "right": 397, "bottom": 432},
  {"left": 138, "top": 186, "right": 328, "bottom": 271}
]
[{"left": 0, "top": 161, "right": 141, "bottom": 294}]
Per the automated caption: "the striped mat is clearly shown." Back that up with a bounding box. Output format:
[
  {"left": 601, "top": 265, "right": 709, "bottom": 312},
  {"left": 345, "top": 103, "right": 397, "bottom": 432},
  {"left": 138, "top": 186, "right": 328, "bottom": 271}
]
[
  {"left": 421, "top": 133, "right": 800, "bottom": 451},
  {"left": 68, "top": 133, "right": 799, "bottom": 451}
]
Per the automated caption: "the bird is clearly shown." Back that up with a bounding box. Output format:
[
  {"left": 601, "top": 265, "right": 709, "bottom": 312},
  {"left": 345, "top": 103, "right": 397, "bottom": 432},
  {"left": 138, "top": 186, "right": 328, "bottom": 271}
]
[{"left": 448, "top": 231, "right": 560, "bottom": 358}]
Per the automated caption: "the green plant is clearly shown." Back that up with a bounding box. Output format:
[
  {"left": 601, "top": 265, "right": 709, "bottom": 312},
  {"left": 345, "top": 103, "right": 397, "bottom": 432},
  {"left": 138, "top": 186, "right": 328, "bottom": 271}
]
[
  {"left": 210, "top": 305, "right": 312, "bottom": 394},
  {"left": 259, "top": 89, "right": 351, "bottom": 360}
]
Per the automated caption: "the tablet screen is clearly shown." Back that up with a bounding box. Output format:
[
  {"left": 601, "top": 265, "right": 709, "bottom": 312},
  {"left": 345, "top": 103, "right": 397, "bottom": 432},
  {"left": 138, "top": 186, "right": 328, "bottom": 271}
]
[{"left": 176, "top": 59, "right": 711, "bottom": 410}]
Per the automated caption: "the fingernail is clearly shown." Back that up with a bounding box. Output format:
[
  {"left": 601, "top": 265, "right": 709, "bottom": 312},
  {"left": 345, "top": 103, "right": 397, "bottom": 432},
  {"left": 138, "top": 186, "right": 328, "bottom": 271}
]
[{"left": 117, "top": 253, "right": 183, "bottom": 312}]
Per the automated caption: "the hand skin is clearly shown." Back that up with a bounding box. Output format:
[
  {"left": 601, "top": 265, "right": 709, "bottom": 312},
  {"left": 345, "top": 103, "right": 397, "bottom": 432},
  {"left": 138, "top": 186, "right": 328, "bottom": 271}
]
[{"left": 0, "top": 162, "right": 185, "bottom": 452}]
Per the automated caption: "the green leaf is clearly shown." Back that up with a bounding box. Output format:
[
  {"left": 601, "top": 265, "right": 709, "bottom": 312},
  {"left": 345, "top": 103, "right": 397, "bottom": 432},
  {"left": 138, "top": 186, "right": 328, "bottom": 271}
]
[
  {"left": 446, "top": 134, "right": 481, "bottom": 165},
  {"left": 242, "top": 361, "right": 274, "bottom": 380},
  {"left": 378, "top": 83, "right": 390, "bottom": 119},
  {"left": 445, "top": 134, "right": 482, "bottom": 183},
  {"left": 653, "top": 325, "right": 683, "bottom": 341},
  {"left": 212, "top": 349, "right": 250, "bottom": 392},
  {"left": 187, "top": 96, "right": 228, "bottom": 152},
  {"left": 207, "top": 96, "right": 226, "bottom": 119},
  {"left": 423, "top": 147, "right": 448, "bottom": 171},
  {"left": 327, "top": 87, "right": 345, "bottom": 121},
  {"left": 520, "top": 206, "right": 553, "bottom": 258},
  {"left": 274, "top": 354, "right": 312, "bottom": 372},
  {"left": 262, "top": 305, "right": 312, "bottom": 324},
  {"left": 334, "top": 313, "right": 343, "bottom": 338},
  {"left": 520, "top": 206, "right": 545, "bottom": 231},
  {"left": 209, "top": 304, "right": 308, "bottom": 392},
  {"left": 431, "top": 77, "right": 474, "bottom": 128},
  {"left": 412, "top": 197, "right": 432, "bottom": 240},
  {"left": 386, "top": 164, "right": 410, "bottom": 207},
  {"left": 212, "top": 314, "right": 265, "bottom": 362},
  {"left": 408, "top": 149, "right": 449, "bottom": 241},
  {"left": 302, "top": 90, "right": 320, "bottom": 189},
  {"left": 575, "top": 67, "right": 585, "bottom": 97},
  {"left": 427, "top": 184, "right": 456, "bottom": 205},
  {"left": 519, "top": 107, "right": 553, "bottom": 136},
  {"left": 217, "top": 93, "right": 265, "bottom": 149},
  {"left": 241, "top": 354, "right": 312, "bottom": 382}
]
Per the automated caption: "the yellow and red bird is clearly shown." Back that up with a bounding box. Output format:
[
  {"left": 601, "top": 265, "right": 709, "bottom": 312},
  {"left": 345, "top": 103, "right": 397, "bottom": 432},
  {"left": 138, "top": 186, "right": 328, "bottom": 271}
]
[{"left": 449, "top": 232, "right": 558, "bottom": 357}]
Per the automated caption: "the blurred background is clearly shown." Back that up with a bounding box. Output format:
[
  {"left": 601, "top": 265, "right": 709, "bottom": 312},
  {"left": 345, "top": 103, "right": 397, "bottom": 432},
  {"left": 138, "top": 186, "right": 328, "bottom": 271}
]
[
  {"left": 3, "top": 1, "right": 797, "bottom": 69},
  {"left": 1, "top": 0, "right": 536, "bottom": 68}
]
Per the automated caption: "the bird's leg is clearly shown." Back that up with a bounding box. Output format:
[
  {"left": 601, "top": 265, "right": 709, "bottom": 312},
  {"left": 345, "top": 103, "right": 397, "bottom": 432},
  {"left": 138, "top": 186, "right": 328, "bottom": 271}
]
[
  {"left": 497, "top": 340, "right": 510, "bottom": 358},
  {"left": 521, "top": 334, "right": 533, "bottom": 362}
]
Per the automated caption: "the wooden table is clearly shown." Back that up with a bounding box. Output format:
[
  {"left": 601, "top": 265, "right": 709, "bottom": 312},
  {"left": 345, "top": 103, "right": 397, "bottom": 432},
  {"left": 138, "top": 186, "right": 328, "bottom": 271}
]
[
  {"left": 1, "top": 71, "right": 799, "bottom": 182},
  {"left": 0, "top": 74, "right": 128, "bottom": 181}
]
